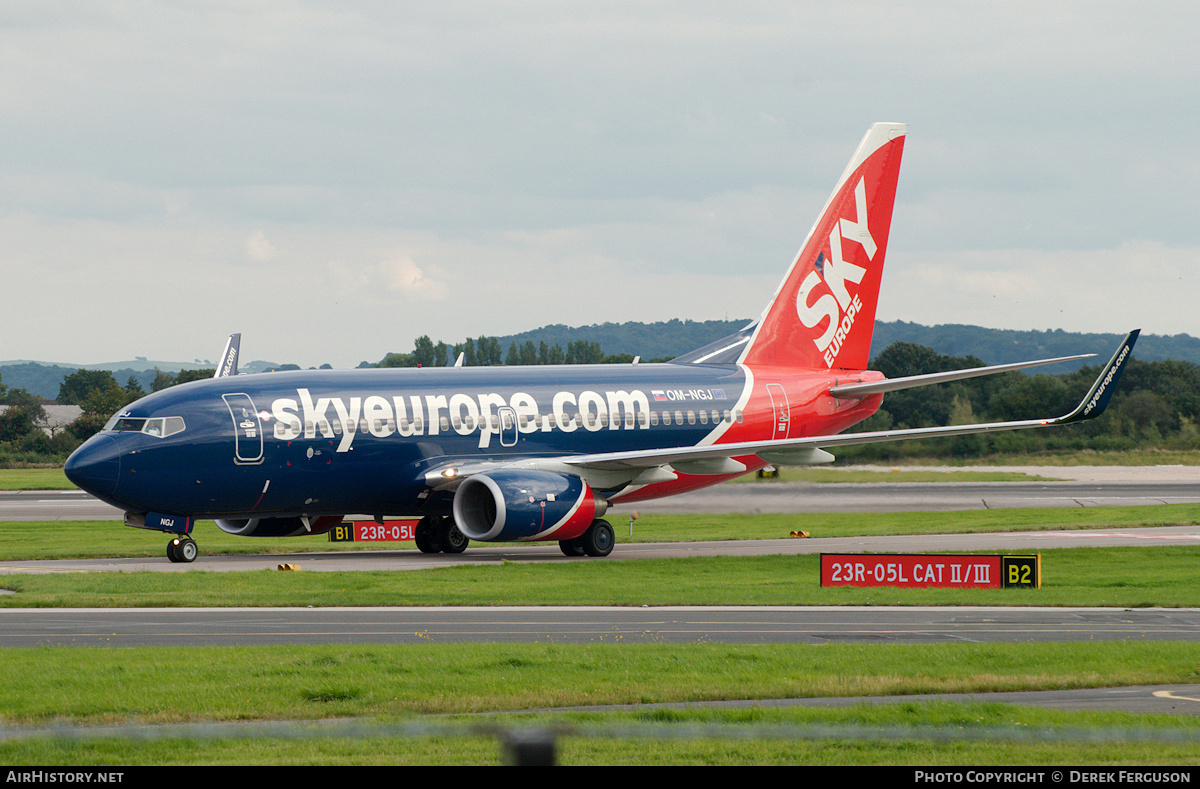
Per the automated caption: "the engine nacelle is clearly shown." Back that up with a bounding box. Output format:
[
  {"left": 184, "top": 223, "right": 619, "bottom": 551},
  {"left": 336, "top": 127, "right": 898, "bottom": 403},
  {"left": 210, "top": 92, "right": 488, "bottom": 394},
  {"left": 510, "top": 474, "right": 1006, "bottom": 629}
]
[
  {"left": 215, "top": 515, "right": 344, "bottom": 537},
  {"left": 452, "top": 469, "right": 607, "bottom": 542}
]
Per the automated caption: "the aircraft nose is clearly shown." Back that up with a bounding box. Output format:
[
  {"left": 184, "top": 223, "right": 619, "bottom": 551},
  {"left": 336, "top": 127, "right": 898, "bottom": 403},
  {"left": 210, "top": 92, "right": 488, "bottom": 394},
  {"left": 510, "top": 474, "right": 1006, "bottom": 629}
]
[{"left": 64, "top": 434, "right": 122, "bottom": 499}]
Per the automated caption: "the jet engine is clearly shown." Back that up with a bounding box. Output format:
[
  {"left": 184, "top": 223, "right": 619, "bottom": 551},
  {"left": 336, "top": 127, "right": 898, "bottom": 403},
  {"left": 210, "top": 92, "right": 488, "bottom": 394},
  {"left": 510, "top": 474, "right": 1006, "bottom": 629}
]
[
  {"left": 215, "top": 515, "right": 344, "bottom": 537},
  {"left": 452, "top": 469, "right": 607, "bottom": 542}
]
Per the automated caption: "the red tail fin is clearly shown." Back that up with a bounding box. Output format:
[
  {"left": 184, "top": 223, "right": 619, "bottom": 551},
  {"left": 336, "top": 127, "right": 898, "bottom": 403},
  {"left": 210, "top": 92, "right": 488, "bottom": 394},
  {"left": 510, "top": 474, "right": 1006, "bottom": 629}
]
[{"left": 741, "top": 123, "right": 906, "bottom": 371}]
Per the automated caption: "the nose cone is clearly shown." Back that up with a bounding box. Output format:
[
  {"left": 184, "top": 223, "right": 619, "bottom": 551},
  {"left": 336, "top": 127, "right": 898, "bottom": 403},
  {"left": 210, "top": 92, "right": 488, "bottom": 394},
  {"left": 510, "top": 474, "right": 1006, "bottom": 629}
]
[{"left": 64, "top": 434, "right": 122, "bottom": 501}]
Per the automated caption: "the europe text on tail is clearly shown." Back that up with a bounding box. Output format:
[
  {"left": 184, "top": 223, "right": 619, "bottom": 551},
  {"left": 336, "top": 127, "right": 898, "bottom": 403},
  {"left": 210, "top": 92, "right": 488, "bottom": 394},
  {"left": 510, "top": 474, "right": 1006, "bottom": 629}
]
[{"left": 64, "top": 123, "right": 1138, "bottom": 562}]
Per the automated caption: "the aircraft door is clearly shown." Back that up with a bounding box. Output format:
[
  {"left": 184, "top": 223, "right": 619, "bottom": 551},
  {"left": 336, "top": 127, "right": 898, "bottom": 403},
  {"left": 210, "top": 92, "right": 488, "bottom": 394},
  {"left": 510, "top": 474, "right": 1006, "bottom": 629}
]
[
  {"left": 497, "top": 406, "right": 518, "bottom": 447},
  {"left": 223, "top": 393, "right": 265, "bottom": 465},
  {"left": 766, "top": 383, "right": 790, "bottom": 440}
]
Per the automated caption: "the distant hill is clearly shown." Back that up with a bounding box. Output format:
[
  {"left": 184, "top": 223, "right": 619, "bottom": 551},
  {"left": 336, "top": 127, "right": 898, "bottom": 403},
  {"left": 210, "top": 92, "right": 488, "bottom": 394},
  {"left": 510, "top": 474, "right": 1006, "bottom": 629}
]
[
  {"left": 868, "top": 322, "right": 1200, "bottom": 370},
  {"left": 0, "top": 358, "right": 285, "bottom": 401},
  {"left": 489, "top": 319, "right": 751, "bottom": 362},
  {"left": 4, "top": 320, "right": 1197, "bottom": 400}
]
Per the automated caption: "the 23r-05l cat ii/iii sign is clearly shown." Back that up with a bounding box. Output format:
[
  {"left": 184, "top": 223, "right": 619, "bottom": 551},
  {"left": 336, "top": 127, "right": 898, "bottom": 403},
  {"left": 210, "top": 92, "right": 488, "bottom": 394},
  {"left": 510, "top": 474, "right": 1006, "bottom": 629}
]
[{"left": 821, "top": 554, "right": 1040, "bottom": 589}]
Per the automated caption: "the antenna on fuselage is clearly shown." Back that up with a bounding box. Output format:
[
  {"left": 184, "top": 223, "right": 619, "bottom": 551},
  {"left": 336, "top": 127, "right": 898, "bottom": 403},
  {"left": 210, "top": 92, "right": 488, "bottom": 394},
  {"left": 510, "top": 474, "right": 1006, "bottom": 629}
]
[{"left": 214, "top": 333, "right": 241, "bottom": 378}]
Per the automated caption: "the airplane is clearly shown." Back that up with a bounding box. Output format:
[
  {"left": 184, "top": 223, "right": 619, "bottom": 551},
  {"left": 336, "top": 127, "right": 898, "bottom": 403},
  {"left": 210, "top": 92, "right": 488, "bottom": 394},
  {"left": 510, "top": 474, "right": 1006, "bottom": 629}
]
[{"left": 63, "top": 122, "right": 1139, "bottom": 563}]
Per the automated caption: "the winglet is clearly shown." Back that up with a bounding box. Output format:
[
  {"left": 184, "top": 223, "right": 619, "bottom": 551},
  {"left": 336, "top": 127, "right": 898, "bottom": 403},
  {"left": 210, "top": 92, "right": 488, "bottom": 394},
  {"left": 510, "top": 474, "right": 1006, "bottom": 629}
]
[
  {"left": 1058, "top": 329, "right": 1139, "bottom": 424},
  {"left": 214, "top": 333, "right": 241, "bottom": 378}
]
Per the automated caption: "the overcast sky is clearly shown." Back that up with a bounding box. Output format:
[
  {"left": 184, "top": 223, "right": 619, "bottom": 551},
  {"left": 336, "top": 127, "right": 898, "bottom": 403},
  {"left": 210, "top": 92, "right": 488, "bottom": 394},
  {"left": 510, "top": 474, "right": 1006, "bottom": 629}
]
[{"left": 2, "top": 2, "right": 1197, "bottom": 368}]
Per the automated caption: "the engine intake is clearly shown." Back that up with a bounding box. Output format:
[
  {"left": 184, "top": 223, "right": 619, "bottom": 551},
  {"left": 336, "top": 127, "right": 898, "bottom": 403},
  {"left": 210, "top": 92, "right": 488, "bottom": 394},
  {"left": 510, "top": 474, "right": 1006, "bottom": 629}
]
[{"left": 452, "top": 469, "right": 607, "bottom": 542}]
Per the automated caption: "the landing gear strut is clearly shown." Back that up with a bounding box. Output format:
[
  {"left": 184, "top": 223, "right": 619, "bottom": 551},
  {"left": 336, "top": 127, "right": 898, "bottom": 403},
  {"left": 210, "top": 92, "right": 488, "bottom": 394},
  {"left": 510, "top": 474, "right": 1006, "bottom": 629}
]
[{"left": 166, "top": 537, "right": 198, "bottom": 563}]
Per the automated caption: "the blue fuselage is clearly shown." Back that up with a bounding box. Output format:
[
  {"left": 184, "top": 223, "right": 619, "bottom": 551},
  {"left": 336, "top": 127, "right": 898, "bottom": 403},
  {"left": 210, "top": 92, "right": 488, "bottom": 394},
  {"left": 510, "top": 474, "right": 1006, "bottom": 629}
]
[{"left": 66, "top": 362, "right": 758, "bottom": 519}]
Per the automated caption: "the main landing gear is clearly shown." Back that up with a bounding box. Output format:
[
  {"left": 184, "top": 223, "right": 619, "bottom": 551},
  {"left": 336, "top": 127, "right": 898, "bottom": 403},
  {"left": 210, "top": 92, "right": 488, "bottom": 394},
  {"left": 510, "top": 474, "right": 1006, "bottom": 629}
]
[
  {"left": 413, "top": 515, "right": 615, "bottom": 558},
  {"left": 167, "top": 536, "right": 198, "bottom": 563},
  {"left": 414, "top": 515, "right": 469, "bottom": 555},
  {"left": 559, "top": 519, "right": 614, "bottom": 558}
]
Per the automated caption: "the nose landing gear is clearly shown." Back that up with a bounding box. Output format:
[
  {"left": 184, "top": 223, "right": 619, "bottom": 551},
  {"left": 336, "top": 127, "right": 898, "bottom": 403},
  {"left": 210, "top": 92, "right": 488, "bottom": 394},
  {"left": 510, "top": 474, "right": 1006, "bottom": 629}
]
[{"left": 166, "top": 537, "right": 198, "bottom": 563}]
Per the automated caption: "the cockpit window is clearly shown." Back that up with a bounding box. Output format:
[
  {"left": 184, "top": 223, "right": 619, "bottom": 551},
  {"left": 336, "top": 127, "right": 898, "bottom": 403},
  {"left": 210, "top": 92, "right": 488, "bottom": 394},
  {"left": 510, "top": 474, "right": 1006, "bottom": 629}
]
[
  {"left": 103, "top": 415, "right": 186, "bottom": 438},
  {"left": 106, "top": 416, "right": 146, "bottom": 432}
]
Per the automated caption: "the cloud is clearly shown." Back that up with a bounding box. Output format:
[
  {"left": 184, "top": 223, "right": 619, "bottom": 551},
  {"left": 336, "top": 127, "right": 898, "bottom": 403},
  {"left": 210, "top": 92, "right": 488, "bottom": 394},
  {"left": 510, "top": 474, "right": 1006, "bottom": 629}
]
[
  {"left": 246, "top": 231, "right": 282, "bottom": 261},
  {"left": 378, "top": 255, "right": 448, "bottom": 300}
]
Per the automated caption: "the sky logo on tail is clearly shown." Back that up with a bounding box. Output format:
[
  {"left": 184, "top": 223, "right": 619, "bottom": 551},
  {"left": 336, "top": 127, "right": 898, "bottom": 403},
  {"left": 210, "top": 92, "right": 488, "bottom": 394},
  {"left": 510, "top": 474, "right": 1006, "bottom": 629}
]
[{"left": 795, "top": 177, "right": 877, "bottom": 367}]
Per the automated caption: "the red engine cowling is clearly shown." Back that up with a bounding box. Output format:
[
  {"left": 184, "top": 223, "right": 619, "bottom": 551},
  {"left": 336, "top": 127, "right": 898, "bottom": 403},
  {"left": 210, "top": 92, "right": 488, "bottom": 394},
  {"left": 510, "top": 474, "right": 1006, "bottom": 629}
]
[
  {"left": 215, "top": 515, "right": 344, "bottom": 537},
  {"left": 452, "top": 469, "right": 607, "bottom": 542}
]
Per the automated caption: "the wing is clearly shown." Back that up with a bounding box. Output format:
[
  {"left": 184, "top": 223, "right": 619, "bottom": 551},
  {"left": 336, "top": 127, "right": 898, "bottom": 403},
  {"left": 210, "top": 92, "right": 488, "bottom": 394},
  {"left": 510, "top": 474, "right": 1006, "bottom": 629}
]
[
  {"left": 422, "top": 330, "right": 1137, "bottom": 490},
  {"left": 562, "top": 329, "right": 1139, "bottom": 473}
]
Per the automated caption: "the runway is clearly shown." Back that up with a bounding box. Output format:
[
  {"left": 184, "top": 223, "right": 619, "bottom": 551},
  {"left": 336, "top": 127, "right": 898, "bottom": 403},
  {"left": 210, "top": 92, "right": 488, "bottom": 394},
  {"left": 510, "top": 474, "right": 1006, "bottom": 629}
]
[{"left": 2, "top": 605, "right": 1197, "bottom": 648}]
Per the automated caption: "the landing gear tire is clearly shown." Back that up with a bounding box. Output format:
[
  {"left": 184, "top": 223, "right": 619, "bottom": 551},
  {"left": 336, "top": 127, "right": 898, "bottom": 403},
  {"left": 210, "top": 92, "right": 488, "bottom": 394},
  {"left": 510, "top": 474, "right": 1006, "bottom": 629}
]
[
  {"left": 415, "top": 517, "right": 440, "bottom": 554},
  {"left": 581, "top": 519, "right": 614, "bottom": 557},
  {"left": 559, "top": 537, "right": 586, "bottom": 557},
  {"left": 437, "top": 519, "right": 470, "bottom": 554},
  {"left": 167, "top": 537, "right": 198, "bottom": 563}
]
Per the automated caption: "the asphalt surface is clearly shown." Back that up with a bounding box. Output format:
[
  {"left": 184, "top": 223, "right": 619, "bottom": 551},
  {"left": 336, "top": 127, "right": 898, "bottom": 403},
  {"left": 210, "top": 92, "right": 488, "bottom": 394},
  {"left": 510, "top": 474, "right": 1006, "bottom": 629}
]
[{"left": 2, "top": 605, "right": 1196, "bottom": 648}]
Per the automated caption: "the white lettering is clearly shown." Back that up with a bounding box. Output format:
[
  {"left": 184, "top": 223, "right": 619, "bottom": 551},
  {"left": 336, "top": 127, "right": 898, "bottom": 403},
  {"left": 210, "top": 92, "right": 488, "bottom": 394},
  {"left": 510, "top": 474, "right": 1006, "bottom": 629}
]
[
  {"left": 795, "top": 176, "right": 874, "bottom": 366},
  {"left": 268, "top": 387, "right": 695, "bottom": 452},
  {"left": 364, "top": 396, "right": 393, "bottom": 438},
  {"left": 272, "top": 398, "right": 302, "bottom": 440}
]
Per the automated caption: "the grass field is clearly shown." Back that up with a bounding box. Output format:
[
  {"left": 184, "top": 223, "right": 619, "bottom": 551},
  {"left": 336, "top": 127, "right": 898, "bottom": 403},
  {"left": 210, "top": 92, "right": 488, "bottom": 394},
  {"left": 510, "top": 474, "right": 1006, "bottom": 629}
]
[
  {"left": 2, "top": 546, "right": 1199, "bottom": 608},
  {"left": 1, "top": 642, "right": 1199, "bottom": 764}
]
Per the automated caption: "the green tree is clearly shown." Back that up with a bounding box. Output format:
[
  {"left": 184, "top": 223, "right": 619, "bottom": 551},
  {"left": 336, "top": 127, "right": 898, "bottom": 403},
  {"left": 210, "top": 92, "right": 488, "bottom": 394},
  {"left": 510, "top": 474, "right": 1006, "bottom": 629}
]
[
  {"left": 151, "top": 368, "right": 176, "bottom": 391},
  {"left": 0, "top": 405, "right": 36, "bottom": 443},
  {"left": 477, "top": 336, "right": 502, "bottom": 365},
  {"left": 125, "top": 375, "right": 145, "bottom": 399},
  {"left": 413, "top": 336, "right": 436, "bottom": 367},
  {"left": 566, "top": 340, "right": 603, "bottom": 364},
  {"left": 174, "top": 369, "right": 216, "bottom": 385},
  {"left": 379, "top": 352, "right": 416, "bottom": 368},
  {"left": 58, "top": 369, "right": 120, "bottom": 405}
]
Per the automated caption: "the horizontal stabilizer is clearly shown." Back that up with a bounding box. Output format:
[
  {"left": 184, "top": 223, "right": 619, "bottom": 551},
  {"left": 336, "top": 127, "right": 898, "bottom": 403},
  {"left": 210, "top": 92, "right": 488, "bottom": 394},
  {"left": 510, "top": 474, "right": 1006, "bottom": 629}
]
[{"left": 829, "top": 353, "right": 1096, "bottom": 398}]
